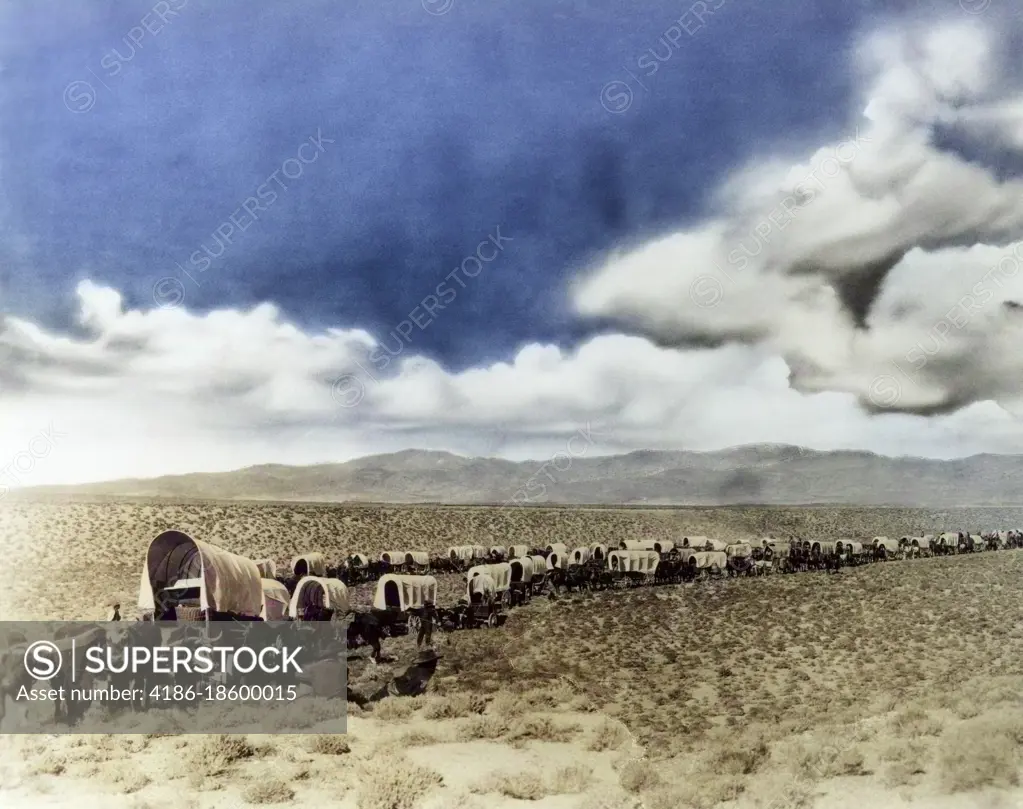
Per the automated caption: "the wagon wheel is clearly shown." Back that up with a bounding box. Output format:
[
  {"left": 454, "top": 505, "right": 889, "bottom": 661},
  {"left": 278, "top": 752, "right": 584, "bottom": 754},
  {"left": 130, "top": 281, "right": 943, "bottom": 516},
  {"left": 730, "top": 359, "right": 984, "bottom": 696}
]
[
  {"left": 407, "top": 614, "right": 421, "bottom": 635},
  {"left": 487, "top": 612, "right": 498, "bottom": 629}
]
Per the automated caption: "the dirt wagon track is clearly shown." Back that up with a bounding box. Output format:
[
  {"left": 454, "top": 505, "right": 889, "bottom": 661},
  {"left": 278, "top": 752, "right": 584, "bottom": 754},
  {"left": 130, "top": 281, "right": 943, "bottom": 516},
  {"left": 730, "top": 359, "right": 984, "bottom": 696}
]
[{"left": 4, "top": 499, "right": 1023, "bottom": 619}]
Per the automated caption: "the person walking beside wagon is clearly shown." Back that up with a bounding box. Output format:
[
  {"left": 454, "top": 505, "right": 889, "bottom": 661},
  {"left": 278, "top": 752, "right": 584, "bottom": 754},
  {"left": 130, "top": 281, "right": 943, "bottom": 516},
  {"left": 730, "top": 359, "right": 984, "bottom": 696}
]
[{"left": 417, "top": 600, "right": 437, "bottom": 649}]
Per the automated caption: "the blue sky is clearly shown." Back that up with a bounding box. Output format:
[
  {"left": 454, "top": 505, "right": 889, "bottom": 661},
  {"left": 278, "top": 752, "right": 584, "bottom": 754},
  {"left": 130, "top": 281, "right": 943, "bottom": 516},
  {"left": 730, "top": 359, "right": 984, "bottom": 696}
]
[
  {"left": 4, "top": 0, "right": 1023, "bottom": 485},
  {"left": 1, "top": 0, "right": 890, "bottom": 366}
]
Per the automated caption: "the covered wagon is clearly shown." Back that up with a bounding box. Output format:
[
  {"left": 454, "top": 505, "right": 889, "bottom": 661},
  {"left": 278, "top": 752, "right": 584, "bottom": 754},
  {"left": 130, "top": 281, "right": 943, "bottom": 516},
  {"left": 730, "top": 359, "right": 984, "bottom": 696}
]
[
  {"left": 685, "top": 550, "right": 727, "bottom": 576},
  {"left": 725, "top": 542, "right": 754, "bottom": 575},
  {"left": 607, "top": 550, "right": 660, "bottom": 584},
  {"left": 260, "top": 578, "right": 291, "bottom": 621},
  {"left": 591, "top": 543, "right": 608, "bottom": 561},
  {"left": 653, "top": 540, "right": 675, "bottom": 554},
  {"left": 372, "top": 574, "right": 438, "bottom": 636},
  {"left": 291, "top": 552, "right": 326, "bottom": 578},
  {"left": 138, "top": 530, "right": 263, "bottom": 620},
  {"left": 620, "top": 539, "right": 658, "bottom": 551},
  {"left": 546, "top": 547, "right": 566, "bottom": 569},
  {"left": 872, "top": 536, "right": 900, "bottom": 558},
  {"left": 570, "top": 546, "right": 592, "bottom": 566},
  {"left": 379, "top": 551, "right": 405, "bottom": 566},
  {"left": 288, "top": 576, "right": 349, "bottom": 620},
  {"left": 489, "top": 546, "right": 507, "bottom": 560},
  {"left": 460, "top": 573, "right": 500, "bottom": 628},
  {"left": 471, "top": 545, "right": 488, "bottom": 560},
  {"left": 448, "top": 546, "right": 475, "bottom": 568},
  {"left": 529, "top": 555, "right": 549, "bottom": 593},
  {"left": 900, "top": 536, "right": 933, "bottom": 557},
  {"left": 683, "top": 536, "right": 727, "bottom": 552},
  {"left": 507, "top": 544, "right": 529, "bottom": 559},
  {"left": 509, "top": 556, "right": 535, "bottom": 605},
  {"left": 467, "top": 562, "right": 512, "bottom": 597},
  {"left": 404, "top": 551, "right": 430, "bottom": 570}
]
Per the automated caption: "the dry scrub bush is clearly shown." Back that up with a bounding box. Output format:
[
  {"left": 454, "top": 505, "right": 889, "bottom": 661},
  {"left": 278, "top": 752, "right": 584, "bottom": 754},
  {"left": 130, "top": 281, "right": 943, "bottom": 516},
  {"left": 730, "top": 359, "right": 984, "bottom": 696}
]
[
  {"left": 552, "top": 763, "right": 594, "bottom": 793},
  {"left": 506, "top": 715, "right": 581, "bottom": 747},
  {"left": 186, "top": 734, "right": 272, "bottom": 779},
  {"left": 370, "top": 696, "right": 420, "bottom": 721},
  {"left": 471, "top": 771, "right": 550, "bottom": 801},
  {"left": 29, "top": 754, "right": 67, "bottom": 776},
  {"left": 457, "top": 715, "right": 510, "bottom": 741},
  {"left": 420, "top": 693, "right": 486, "bottom": 719},
  {"left": 307, "top": 735, "right": 350, "bottom": 755},
  {"left": 587, "top": 718, "right": 630, "bottom": 751},
  {"left": 711, "top": 739, "right": 770, "bottom": 775},
  {"left": 242, "top": 778, "right": 296, "bottom": 804},
  {"left": 939, "top": 714, "right": 1023, "bottom": 793},
  {"left": 617, "top": 759, "right": 661, "bottom": 793},
  {"left": 356, "top": 754, "right": 443, "bottom": 809}
]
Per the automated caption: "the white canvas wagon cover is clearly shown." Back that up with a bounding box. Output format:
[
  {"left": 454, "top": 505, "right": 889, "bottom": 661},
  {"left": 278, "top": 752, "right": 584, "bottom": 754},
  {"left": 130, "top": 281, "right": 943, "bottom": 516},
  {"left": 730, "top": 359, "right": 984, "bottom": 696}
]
[
  {"left": 255, "top": 559, "right": 277, "bottom": 578},
  {"left": 471, "top": 545, "right": 488, "bottom": 559},
  {"left": 684, "top": 536, "right": 727, "bottom": 552},
  {"left": 687, "top": 550, "right": 727, "bottom": 570},
  {"left": 373, "top": 574, "right": 438, "bottom": 612},
  {"left": 571, "top": 547, "right": 592, "bottom": 565},
  {"left": 291, "top": 552, "right": 326, "bottom": 577},
  {"left": 591, "top": 543, "right": 608, "bottom": 559},
  {"left": 380, "top": 551, "right": 405, "bottom": 565},
  {"left": 725, "top": 543, "right": 752, "bottom": 558},
  {"left": 509, "top": 557, "right": 534, "bottom": 583},
  {"left": 508, "top": 544, "right": 529, "bottom": 559},
  {"left": 904, "top": 536, "right": 933, "bottom": 549},
  {"left": 288, "top": 576, "right": 349, "bottom": 619},
  {"left": 607, "top": 550, "right": 659, "bottom": 574},
  {"left": 449, "top": 545, "right": 475, "bottom": 561},
  {"left": 489, "top": 546, "right": 506, "bottom": 557},
  {"left": 467, "top": 562, "right": 511, "bottom": 592},
  {"left": 938, "top": 532, "right": 960, "bottom": 544},
  {"left": 653, "top": 540, "right": 675, "bottom": 553},
  {"left": 468, "top": 573, "right": 496, "bottom": 603},
  {"left": 529, "top": 555, "right": 548, "bottom": 577},
  {"left": 405, "top": 551, "right": 429, "bottom": 567},
  {"left": 546, "top": 542, "right": 568, "bottom": 556},
  {"left": 138, "top": 530, "right": 263, "bottom": 617},
  {"left": 620, "top": 539, "right": 658, "bottom": 551},
  {"left": 260, "top": 578, "right": 290, "bottom": 621},
  {"left": 349, "top": 553, "right": 370, "bottom": 567}
]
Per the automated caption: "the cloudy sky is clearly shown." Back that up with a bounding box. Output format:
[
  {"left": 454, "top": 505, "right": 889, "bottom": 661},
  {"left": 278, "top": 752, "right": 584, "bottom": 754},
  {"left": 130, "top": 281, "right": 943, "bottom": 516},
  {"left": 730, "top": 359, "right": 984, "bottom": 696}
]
[{"left": 2, "top": 0, "right": 1023, "bottom": 486}]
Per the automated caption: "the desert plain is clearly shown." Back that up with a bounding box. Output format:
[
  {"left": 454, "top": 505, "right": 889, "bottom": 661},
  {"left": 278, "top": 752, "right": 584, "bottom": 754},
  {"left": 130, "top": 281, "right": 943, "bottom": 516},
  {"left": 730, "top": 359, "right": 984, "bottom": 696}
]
[{"left": 2, "top": 498, "right": 1023, "bottom": 809}]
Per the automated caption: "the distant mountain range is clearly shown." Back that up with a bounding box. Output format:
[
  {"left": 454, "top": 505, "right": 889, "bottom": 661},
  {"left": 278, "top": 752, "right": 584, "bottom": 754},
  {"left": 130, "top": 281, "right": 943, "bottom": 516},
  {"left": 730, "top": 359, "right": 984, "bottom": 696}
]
[{"left": 16, "top": 444, "right": 1023, "bottom": 506}]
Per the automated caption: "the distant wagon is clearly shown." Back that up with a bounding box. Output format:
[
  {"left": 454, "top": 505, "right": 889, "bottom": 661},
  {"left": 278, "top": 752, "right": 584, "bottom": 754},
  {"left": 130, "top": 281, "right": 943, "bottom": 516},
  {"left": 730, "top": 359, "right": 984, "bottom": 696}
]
[
  {"left": 461, "top": 573, "right": 500, "bottom": 628},
  {"left": 372, "top": 574, "right": 438, "bottom": 636},
  {"left": 449, "top": 546, "right": 475, "bottom": 567},
  {"left": 872, "top": 536, "right": 900, "bottom": 558},
  {"left": 546, "top": 543, "right": 568, "bottom": 559},
  {"left": 291, "top": 552, "right": 326, "bottom": 578},
  {"left": 570, "top": 546, "right": 592, "bottom": 566},
  {"left": 508, "top": 556, "right": 535, "bottom": 605},
  {"left": 607, "top": 550, "right": 660, "bottom": 585},
  {"left": 529, "top": 555, "right": 549, "bottom": 593},
  {"left": 619, "top": 539, "right": 659, "bottom": 551},
  {"left": 138, "top": 530, "right": 264, "bottom": 621},
  {"left": 467, "top": 562, "right": 512, "bottom": 600},
  {"left": 591, "top": 543, "right": 608, "bottom": 561},
  {"left": 507, "top": 544, "right": 529, "bottom": 559},
  {"left": 685, "top": 550, "right": 727, "bottom": 577},
  {"left": 288, "top": 576, "right": 349, "bottom": 620}
]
